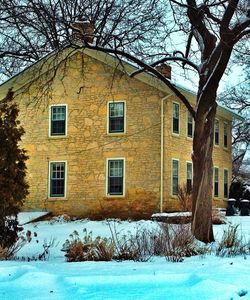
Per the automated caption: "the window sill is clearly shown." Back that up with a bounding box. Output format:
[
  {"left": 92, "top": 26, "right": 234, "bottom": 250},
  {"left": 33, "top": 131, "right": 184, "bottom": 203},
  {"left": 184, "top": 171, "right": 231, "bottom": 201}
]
[
  {"left": 107, "top": 132, "right": 126, "bottom": 136},
  {"left": 47, "top": 197, "right": 68, "bottom": 201},
  {"left": 214, "top": 144, "right": 219, "bottom": 148},
  {"left": 171, "top": 133, "right": 180, "bottom": 138},
  {"left": 104, "top": 194, "right": 125, "bottom": 199},
  {"left": 48, "top": 135, "right": 68, "bottom": 139},
  {"left": 186, "top": 136, "right": 193, "bottom": 141},
  {"left": 223, "top": 147, "right": 229, "bottom": 151}
]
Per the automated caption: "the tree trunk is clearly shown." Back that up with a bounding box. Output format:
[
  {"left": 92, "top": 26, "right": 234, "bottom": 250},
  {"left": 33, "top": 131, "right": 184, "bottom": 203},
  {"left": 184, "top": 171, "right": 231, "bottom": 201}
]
[{"left": 191, "top": 104, "right": 217, "bottom": 243}]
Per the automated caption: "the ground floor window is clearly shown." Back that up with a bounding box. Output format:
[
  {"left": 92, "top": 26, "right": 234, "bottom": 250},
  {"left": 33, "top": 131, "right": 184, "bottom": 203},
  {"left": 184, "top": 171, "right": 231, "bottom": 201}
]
[
  {"left": 49, "top": 161, "right": 66, "bottom": 197},
  {"left": 172, "top": 159, "right": 179, "bottom": 196},
  {"left": 214, "top": 167, "right": 219, "bottom": 197},
  {"left": 186, "top": 162, "right": 193, "bottom": 193},
  {"left": 224, "top": 169, "right": 229, "bottom": 198},
  {"left": 107, "top": 159, "right": 124, "bottom": 195}
]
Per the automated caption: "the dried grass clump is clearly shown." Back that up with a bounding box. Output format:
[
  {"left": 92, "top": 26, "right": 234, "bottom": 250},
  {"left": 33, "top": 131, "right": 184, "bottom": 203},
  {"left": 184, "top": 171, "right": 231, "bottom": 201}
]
[
  {"left": 216, "top": 224, "right": 250, "bottom": 257},
  {"left": 63, "top": 230, "right": 115, "bottom": 262},
  {"left": 161, "top": 223, "right": 208, "bottom": 262},
  {"left": 177, "top": 185, "right": 192, "bottom": 212}
]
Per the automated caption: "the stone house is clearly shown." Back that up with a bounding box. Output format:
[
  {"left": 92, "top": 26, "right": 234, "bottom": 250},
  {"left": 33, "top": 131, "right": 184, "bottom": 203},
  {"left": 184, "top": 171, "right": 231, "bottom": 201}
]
[{"left": 0, "top": 47, "right": 238, "bottom": 219}]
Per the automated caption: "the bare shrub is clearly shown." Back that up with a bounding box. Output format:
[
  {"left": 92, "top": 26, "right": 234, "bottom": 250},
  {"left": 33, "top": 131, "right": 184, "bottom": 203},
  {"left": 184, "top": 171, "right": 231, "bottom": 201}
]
[
  {"left": 63, "top": 230, "right": 115, "bottom": 262},
  {"left": 216, "top": 224, "right": 250, "bottom": 257},
  {"left": 212, "top": 209, "right": 226, "bottom": 225},
  {"left": 178, "top": 185, "right": 192, "bottom": 212},
  {"left": 107, "top": 221, "right": 156, "bottom": 262},
  {"left": 0, "top": 231, "right": 28, "bottom": 260},
  {"left": 161, "top": 223, "right": 208, "bottom": 262}
]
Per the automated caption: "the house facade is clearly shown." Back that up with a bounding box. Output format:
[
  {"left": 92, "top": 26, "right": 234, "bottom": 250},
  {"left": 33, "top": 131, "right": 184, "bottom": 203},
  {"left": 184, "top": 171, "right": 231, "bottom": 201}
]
[{"left": 0, "top": 48, "right": 235, "bottom": 219}]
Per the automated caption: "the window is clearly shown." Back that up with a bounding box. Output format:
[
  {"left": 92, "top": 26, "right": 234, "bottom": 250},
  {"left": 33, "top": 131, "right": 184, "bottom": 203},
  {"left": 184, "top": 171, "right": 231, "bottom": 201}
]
[
  {"left": 224, "top": 123, "right": 228, "bottom": 148},
  {"left": 107, "top": 159, "right": 124, "bottom": 195},
  {"left": 214, "top": 167, "right": 219, "bottom": 197},
  {"left": 224, "top": 169, "right": 229, "bottom": 198},
  {"left": 187, "top": 111, "right": 193, "bottom": 138},
  {"left": 172, "top": 159, "right": 179, "bottom": 195},
  {"left": 172, "top": 103, "right": 180, "bottom": 134},
  {"left": 108, "top": 102, "right": 125, "bottom": 133},
  {"left": 50, "top": 105, "right": 67, "bottom": 136},
  {"left": 214, "top": 119, "right": 219, "bottom": 145},
  {"left": 49, "top": 162, "right": 66, "bottom": 197},
  {"left": 186, "top": 162, "right": 193, "bottom": 193}
]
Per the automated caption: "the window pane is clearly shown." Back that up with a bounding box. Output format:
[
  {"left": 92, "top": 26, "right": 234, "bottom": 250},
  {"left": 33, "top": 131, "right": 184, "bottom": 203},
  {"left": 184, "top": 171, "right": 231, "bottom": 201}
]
[
  {"left": 187, "top": 112, "right": 193, "bottom": 138},
  {"left": 224, "top": 169, "right": 228, "bottom": 198},
  {"left": 214, "top": 167, "right": 219, "bottom": 197},
  {"left": 172, "top": 160, "right": 179, "bottom": 195},
  {"left": 109, "top": 102, "right": 125, "bottom": 133},
  {"left": 172, "top": 103, "right": 179, "bottom": 134},
  {"left": 51, "top": 106, "right": 66, "bottom": 136},
  {"left": 50, "top": 162, "right": 65, "bottom": 197},
  {"left": 214, "top": 120, "right": 219, "bottom": 145},
  {"left": 108, "top": 160, "right": 124, "bottom": 195},
  {"left": 224, "top": 123, "right": 228, "bottom": 148}
]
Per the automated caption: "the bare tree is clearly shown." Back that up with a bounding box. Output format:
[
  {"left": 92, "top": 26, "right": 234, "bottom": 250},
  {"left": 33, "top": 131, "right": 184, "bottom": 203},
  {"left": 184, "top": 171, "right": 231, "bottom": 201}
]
[
  {"left": 219, "top": 68, "right": 250, "bottom": 179},
  {"left": 0, "top": 0, "right": 250, "bottom": 242}
]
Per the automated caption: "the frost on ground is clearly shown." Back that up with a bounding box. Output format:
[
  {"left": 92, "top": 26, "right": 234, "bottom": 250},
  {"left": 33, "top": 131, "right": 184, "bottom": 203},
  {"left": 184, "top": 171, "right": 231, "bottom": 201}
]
[{"left": 0, "top": 215, "right": 250, "bottom": 300}]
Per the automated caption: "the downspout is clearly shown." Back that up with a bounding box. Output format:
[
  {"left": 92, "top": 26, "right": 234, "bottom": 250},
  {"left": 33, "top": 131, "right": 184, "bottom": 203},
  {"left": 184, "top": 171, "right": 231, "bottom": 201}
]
[{"left": 160, "top": 94, "right": 174, "bottom": 213}]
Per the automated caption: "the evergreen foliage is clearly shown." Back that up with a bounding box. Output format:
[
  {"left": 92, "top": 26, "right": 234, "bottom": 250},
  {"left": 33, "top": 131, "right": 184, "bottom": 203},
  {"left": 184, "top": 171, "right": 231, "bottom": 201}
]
[{"left": 0, "top": 89, "right": 29, "bottom": 249}]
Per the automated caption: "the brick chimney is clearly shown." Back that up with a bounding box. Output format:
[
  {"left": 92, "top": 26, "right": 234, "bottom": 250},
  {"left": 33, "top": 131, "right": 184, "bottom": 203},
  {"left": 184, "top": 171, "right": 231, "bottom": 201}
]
[
  {"left": 155, "top": 63, "right": 171, "bottom": 80},
  {"left": 71, "top": 20, "right": 94, "bottom": 44}
]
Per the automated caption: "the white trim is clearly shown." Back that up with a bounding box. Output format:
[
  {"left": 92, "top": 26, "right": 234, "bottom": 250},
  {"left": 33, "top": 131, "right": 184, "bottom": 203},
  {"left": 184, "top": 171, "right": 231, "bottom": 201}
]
[
  {"left": 48, "top": 160, "right": 68, "bottom": 199},
  {"left": 172, "top": 101, "right": 180, "bottom": 135},
  {"left": 171, "top": 158, "right": 179, "bottom": 197},
  {"left": 186, "top": 110, "right": 193, "bottom": 139},
  {"left": 107, "top": 100, "right": 126, "bottom": 135},
  {"left": 49, "top": 104, "right": 68, "bottom": 138},
  {"left": 106, "top": 157, "right": 125, "bottom": 197}
]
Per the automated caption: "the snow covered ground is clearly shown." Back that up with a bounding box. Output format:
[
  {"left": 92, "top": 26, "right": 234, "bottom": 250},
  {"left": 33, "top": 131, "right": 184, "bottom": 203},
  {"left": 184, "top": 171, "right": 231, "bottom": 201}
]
[{"left": 1, "top": 215, "right": 250, "bottom": 300}]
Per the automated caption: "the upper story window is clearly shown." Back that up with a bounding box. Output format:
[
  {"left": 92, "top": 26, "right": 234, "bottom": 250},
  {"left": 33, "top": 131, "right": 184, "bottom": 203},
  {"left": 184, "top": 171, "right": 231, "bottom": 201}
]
[
  {"left": 214, "top": 119, "right": 219, "bottom": 145},
  {"left": 108, "top": 102, "right": 125, "bottom": 133},
  {"left": 186, "top": 162, "right": 193, "bottom": 193},
  {"left": 214, "top": 167, "right": 219, "bottom": 197},
  {"left": 50, "top": 105, "right": 67, "bottom": 137},
  {"left": 172, "top": 102, "right": 180, "bottom": 134},
  {"left": 224, "top": 123, "right": 228, "bottom": 148},
  {"left": 107, "top": 159, "right": 125, "bottom": 196},
  {"left": 172, "top": 159, "right": 179, "bottom": 196},
  {"left": 49, "top": 161, "right": 66, "bottom": 198},
  {"left": 187, "top": 111, "right": 193, "bottom": 138}
]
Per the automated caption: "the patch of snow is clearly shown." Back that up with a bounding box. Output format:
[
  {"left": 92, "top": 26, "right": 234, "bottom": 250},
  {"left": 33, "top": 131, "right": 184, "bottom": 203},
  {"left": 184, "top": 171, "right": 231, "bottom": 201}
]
[
  {"left": 152, "top": 212, "right": 192, "bottom": 217},
  {"left": 0, "top": 216, "right": 250, "bottom": 299},
  {"left": 18, "top": 212, "right": 50, "bottom": 225}
]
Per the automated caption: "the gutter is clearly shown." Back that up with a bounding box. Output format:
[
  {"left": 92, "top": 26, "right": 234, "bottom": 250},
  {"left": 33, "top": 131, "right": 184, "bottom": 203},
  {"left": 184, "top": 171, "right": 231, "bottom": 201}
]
[{"left": 160, "top": 93, "right": 174, "bottom": 213}]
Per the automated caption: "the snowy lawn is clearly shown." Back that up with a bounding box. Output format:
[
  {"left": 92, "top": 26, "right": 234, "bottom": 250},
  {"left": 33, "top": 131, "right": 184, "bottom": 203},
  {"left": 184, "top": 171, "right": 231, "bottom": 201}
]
[{"left": 1, "top": 215, "right": 250, "bottom": 300}]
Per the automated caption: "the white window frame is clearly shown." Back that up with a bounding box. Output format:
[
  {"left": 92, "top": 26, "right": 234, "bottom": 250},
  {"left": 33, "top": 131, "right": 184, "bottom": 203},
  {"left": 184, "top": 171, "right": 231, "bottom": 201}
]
[
  {"left": 172, "top": 102, "right": 180, "bottom": 135},
  {"left": 171, "top": 158, "right": 179, "bottom": 196},
  {"left": 187, "top": 111, "right": 193, "bottom": 138},
  {"left": 213, "top": 166, "right": 219, "bottom": 197},
  {"left": 106, "top": 158, "right": 125, "bottom": 197},
  {"left": 49, "top": 104, "right": 68, "bottom": 137},
  {"left": 224, "top": 168, "right": 229, "bottom": 198},
  {"left": 186, "top": 161, "right": 193, "bottom": 191},
  {"left": 107, "top": 101, "right": 126, "bottom": 134},
  {"left": 214, "top": 119, "right": 220, "bottom": 146},
  {"left": 48, "top": 160, "right": 67, "bottom": 199}
]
